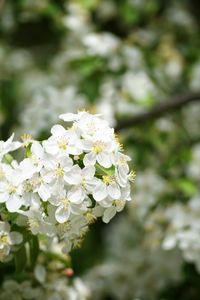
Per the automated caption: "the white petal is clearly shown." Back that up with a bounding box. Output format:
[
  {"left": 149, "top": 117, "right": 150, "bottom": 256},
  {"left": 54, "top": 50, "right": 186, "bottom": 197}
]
[
  {"left": 6, "top": 195, "right": 22, "bottom": 212},
  {"left": 93, "top": 182, "right": 107, "bottom": 201},
  {"left": 83, "top": 166, "right": 95, "bottom": 179},
  {"left": 9, "top": 232, "right": 23, "bottom": 245},
  {"left": 19, "top": 158, "right": 36, "bottom": 181},
  {"left": 31, "top": 142, "right": 44, "bottom": 158},
  {"left": 67, "top": 145, "right": 82, "bottom": 155},
  {"left": 0, "top": 192, "right": 9, "bottom": 203},
  {"left": 116, "top": 170, "right": 127, "bottom": 187},
  {"left": 38, "top": 184, "right": 51, "bottom": 201},
  {"left": 59, "top": 113, "right": 79, "bottom": 122},
  {"left": 43, "top": 140, "right": 58, "bottom": 155},
  {"left": 81, "top": 140, "right": 93, "bottom": 151},
  {"left": 83, "top": 152, "right": 96, "bottom": 166},
  {"left": 55, "top": 206, "right": 70, "bottom": 223},
  {"left": 68, "top": 186, "right": 84, "bottom": 204},
  {"left": 103, "top": 207, "right": 116, "bottom": 223},
  {"left": 64, "top": 165, "right": 81, "bottom": 185},
  {"left": 108, "top": 183, "right": 121, "bottom": 199},
  {"left": 51, "top": 124, "right": 66, "bottom": 136},
  {"left": 60, "top": 156, "right": 73, "bottom": 171},
  {"left": 6, "top": 133, "right": 15, "bottom": 143},
  {"left": 97, "top": 153, "right": 112, "bottom": 168}
]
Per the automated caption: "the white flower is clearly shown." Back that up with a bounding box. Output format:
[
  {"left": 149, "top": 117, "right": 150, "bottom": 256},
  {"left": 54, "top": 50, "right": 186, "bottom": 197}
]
[
  {"left": 102, "top": 200, "right": 125, "bottom": 223},
  {"left": 0, "top": 221, "right": 23, "bottom": 262},
  {"left": 82, "top": 136, "right": 114, "bottom": 168},
  {"left": 113, "top": 152, "right": 131, "bottom": 187},
  {"left": 0, "top": 165, "right": 23, "bottom": 212},
  {"left": 41, "top": 154, "right": 73, "bottom": 196},
  {"left": 93, "top": 175, "right": 121, "bottom": 202},
  {"left": 0, "top": 134, "right": 21, "bottom": 161},
  {"left": 82, "top": 32, "right": 119, "bottom": 57},
  {"left": 43, "top": 124, "right": 82, "bottom": 156},
  {"left": 64, "top": 165, "right": 96, "bottom": 204},
  {"left": 49, "top": 189, "right": 87, "bottom": 223},
  {"left": 21, "top": 208, "right": 55, "bottom": 236}
]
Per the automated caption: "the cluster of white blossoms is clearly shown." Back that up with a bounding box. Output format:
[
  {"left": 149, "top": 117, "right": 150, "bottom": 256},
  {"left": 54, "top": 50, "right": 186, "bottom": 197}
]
[
  {"left": 0, "top": 111, "right": 134, "bottom": 260},
  {"left": 142, "top": 195, "right": 200, "bottom": 272},
  {"left": 0, "top": 277, "right": 90, "bottom": 300}
]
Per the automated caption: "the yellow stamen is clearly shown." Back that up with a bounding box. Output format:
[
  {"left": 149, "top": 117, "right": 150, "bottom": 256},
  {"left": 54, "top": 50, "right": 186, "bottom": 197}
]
[
  {"left": 92, "top": 141, "right": 105, "bottom": 154},
  {"left": 24, "top": 182, "right": 33, "bottom": 193},
  {"left": 8, "top": 184, "right": 16, "bottom": 194},
  {"left": 113, "top": 199, "right": 125, "bottom": 208},
  {"left": 128, "top": 170, "right": 136, "bottom": 183},
  {"left": 114, "top": 134, "right": 124, "bottom": 151},
  {"left": 84, "top": 211, "right": 97, "bottom": 224},
  {"left": 57, "top": 221, "right": 71, "bottom": 237},
  {"left": 55, "top": 166, "right": 64, "bottom": 178},
  {"left": 102, "top": 175, "right": 114, "bottom": 185},
  {"left": 57, "top": 138, "right": 68, "bottom": 150},
  {"left": 61, "top": 198, "right": 70, "bottom": 209},
  {"left": 28, "top": 219, "right": 39, "bottom": 231},
  {"left": 21, "top": 133, "right": 32, "bottom": 142},
  {"left": 0, "top": 235, "right": 9, "bottom": 244}
]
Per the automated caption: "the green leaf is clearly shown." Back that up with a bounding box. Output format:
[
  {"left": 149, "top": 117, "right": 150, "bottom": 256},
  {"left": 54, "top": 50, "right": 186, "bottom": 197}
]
[
  {"left": 25, "top": 143, "right": 32, "bottom": 158},
  {"left": 95, "top": 163, "right": 115, "bottom": 176},
  {"left": 3, "top": 154, "right": 13, "bottom": 164},
  {"left": 173, "top": 179, "right": 197, "bottom": 196}
]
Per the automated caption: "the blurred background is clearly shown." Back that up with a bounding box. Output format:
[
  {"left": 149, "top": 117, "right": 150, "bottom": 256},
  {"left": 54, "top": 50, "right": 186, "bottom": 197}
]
[{"left": 0, "top": 0, "right": 200, "bottom": 299}]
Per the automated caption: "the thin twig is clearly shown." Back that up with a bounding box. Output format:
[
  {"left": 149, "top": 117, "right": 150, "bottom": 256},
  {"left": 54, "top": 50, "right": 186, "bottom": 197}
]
[{"left": 116, "top": 92, "right": 200, "bottom": 131}]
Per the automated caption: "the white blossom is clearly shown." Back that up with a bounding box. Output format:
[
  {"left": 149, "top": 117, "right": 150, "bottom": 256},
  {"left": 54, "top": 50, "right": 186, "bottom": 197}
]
[
  {"left": 0, "top": 112, "right": 133, "bottom": 252},
  {"left": 0, "top": 221, "right": 23, "bottom": 262}
]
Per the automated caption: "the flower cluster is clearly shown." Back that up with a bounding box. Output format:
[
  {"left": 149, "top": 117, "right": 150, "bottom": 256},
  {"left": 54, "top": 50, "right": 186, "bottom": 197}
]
[
  {"left": 0, "top": 111, "right": 133, "bottom": 260},
  {"left": 0, "top": 275, "right": 90, "bottom": 300},
  {"left": 144, "top": 195, "right": 200, "bottom": 272}
]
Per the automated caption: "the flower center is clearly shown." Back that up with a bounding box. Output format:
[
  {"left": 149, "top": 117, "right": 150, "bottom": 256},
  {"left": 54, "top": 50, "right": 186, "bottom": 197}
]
[
  {"left": 81, "top": 176, "right": 86, "bottom": 187},
  {"left": 86, "top": 121, "right": 97, "bottom": 136},
  {"left": 61, "top": 197, "right": 70, "bottom": 209},
  {"left": 102, "top": 175, "right": 114, "bottom": 185},
  {"left": 55, "top": 166, "right": 64, "bottom": 178},
  {"left": 57, "top": 138, "right": 68, "bottom": 150},
  {"left": 24, "top": 181, "right": 33, "bottom": 193},
  {"left": 28, "top": 219, "right": 40, "bottom": 231},
  {"left": 57, "top": 221, "right": 71, "bottom": 238},
  {"left": 118, "top": 156, "right": 126, "bottom": 166},
  {"left": 113, "top": 199, "right": 125, "bottom": 208},
  {"left": 31, "top": 154, "right": 39, "bottom": 164},
  {"left": 92, "top": 141, "right": 105, "bottom": 154},
  {"left": 7, "top": 184, "right": 17, "bottom": 194},
  {"left": 0, "top": 235, "right": 9, "bottom": 244}
]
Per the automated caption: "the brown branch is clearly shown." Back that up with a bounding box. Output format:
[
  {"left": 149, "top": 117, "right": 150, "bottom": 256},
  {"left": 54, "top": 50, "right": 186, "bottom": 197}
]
[
  {"left": 0, "top": 0, "right": 5, "bottom": 13},
  {"left": 116, "top": 92, "right": 200, "bottom": 131}
]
